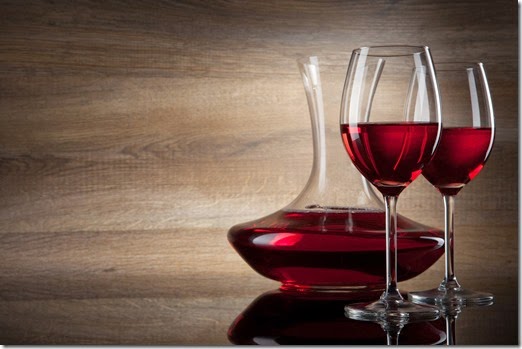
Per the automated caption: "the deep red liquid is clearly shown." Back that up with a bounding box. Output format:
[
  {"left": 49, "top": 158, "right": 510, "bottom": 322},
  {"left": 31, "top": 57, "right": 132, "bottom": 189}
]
[
  {"left": 340, "top": 122, "right": 439, "bottom": 196},
  {"left": 423, "top": 127, "right": 493, "bottom": 196},
  {"left": 228, "top": 209, "right": 444, "bottom": 290}
]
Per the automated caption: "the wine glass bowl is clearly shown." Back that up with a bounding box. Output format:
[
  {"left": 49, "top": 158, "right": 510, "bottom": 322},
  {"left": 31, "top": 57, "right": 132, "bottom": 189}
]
[
  {"left": 340, "top": 45, "right": 442, "bottom": 324},
  {"left": 408, "top": 62, "right": 495, "bottom": 306},
  {"left": 340, "top": 46, "right": 442, "bottom": 197}
]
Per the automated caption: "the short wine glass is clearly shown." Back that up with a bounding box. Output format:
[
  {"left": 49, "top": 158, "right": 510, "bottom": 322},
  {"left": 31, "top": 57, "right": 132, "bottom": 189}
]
[
  {"left": 408, "top": 62, "right": 495, "bottom": 306},
  {"left": 340, "top": 45, "right": 442, "bottom": 324}
]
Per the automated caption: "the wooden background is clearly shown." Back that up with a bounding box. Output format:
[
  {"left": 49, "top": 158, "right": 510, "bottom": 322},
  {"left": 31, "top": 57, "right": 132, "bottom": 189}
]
[{"left": 0, "top": 0, "right": 517, "bottom": 344}]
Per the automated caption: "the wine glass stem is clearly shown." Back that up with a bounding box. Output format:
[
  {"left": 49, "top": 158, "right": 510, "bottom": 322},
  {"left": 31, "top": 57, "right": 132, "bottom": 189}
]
[
  {"left": 383, "top": 195, "right": 402, "bottom": 301},
  {"left": 442, "top": 194, "right": 459, "bottom": 287},
  {"left": 445, "top": 316, "right": 456, "bottom": 345}
]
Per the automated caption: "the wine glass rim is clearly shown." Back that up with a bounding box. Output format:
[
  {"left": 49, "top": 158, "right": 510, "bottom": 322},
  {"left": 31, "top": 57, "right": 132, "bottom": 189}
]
[
  {"left": 352, "top": 45, "right": 429, "bottom": 57},
  {"left": 435, "top": 61, "right": 484, "bottom": 71}
]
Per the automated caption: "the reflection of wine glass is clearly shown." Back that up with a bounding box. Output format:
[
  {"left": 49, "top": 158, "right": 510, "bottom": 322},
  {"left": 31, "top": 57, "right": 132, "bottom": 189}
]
[
  {"left": 437, "top": 299, "right": 494, "bottom": 345},
  {"left": 376, "top": 313, "right": 445, "bottom": 345},
  {"left": 439, "top": 303, "right": 463, "bottom": 345},
  {"left": 409, "top": 62, "right": 495, "bottom": 306},
  {"left": 340, "top": 45, "right": 442, "bottom": 323}
]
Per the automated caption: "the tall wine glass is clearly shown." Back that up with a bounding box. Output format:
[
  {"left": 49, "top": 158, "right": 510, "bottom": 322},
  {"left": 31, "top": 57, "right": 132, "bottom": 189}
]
[
  {"left": 340, "top": 45, "right": 442, "bottom": 323},
  {"left": 408, "top": 62, "right": 495, "bottom": 306}
]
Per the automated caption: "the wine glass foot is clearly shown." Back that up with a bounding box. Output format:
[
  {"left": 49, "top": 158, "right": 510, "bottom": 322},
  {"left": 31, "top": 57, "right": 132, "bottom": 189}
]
[
  {"left": 345, "top": 299, "right": 440, "bottom": 325},
  {"left": 408, "top": 287, "right": 494, "bottom": 306}
]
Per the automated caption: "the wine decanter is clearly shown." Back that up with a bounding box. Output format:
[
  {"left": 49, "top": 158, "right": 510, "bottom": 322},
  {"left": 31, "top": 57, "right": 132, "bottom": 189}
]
[{"left": 228, "top": 56, "right": 444, "bottom": 292}]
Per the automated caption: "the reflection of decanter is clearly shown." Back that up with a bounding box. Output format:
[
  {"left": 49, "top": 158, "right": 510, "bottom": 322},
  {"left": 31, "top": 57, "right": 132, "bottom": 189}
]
[
  {"left": 228, "top": 56, "right": 444, "bottom": 292},
  {"left": 228, "top": 289, "right": 446, "bottom": 345}
]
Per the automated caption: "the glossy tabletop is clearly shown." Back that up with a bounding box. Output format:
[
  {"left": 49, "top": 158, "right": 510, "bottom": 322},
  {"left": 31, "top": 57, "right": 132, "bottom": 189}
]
[{"left": 0, "top": 280, "right": 516, "bottom": 345}]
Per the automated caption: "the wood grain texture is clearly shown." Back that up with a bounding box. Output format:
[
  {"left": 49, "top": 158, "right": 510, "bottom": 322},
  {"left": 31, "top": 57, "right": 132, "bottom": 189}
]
[{"left": 0, "top": 0, "right": 517, "bottom": 344}]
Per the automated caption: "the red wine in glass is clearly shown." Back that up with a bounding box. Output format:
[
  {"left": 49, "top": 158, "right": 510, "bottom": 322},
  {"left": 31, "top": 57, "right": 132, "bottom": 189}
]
[
  {"left": 340, "top": 122, "right": 440, "bottom": 196},
  {"left": 408, "top": 62, "right": 495, "bottom": 306},
  {"left": 340, "top": 45, "right": 442, "bottom": 326},
  {"left": 422, "top": 127, "right": 493, "bottom": 196}
]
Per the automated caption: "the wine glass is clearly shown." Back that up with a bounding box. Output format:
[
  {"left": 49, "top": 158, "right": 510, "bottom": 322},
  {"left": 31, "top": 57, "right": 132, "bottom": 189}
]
[
  {"left": 340, "top": 45, "right": 442, "bottom": 323},
  {"left": 408, "top": 62, "right": 495, "bottom": 306}
]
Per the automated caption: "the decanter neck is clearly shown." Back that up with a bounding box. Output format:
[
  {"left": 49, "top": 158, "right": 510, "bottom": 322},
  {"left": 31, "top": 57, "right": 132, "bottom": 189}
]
[
  {"left": 288, "top": 56, "right": 383, "bottom": 211},
  {"left": 298, "top": 56, "right": 328, "bottom": 191}
]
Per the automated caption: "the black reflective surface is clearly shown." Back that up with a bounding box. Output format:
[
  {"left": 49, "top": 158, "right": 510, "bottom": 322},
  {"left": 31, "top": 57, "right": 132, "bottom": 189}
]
[
  {"left": 228, "top": 288, "right": 515, "bottom": 345},
  {"left": 228, "top": 289, "right": 446, "bottom": 345}
]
